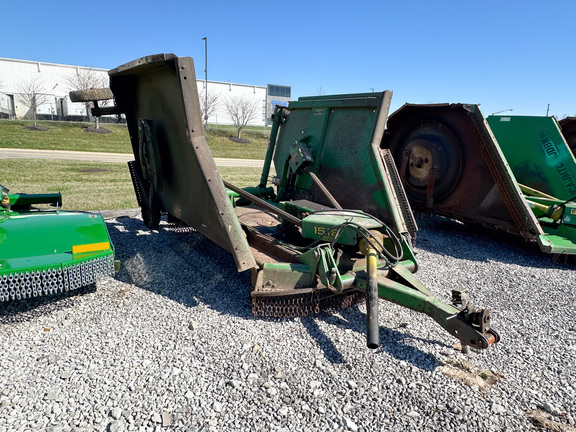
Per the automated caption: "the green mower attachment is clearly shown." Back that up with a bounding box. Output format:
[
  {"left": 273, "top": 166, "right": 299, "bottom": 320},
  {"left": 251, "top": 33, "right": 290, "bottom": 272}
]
[
  {"left": 487, "top": 115, "right": 576, "bottom": 254},
  {"left": 0, "top": 186, "right": 116, "bottom": 302},
  {"left": 110, "top": 54, "right": 499, "bottom": 350},
  {"left": 383, "top": 104, "right": 576, "bottom": 256}
]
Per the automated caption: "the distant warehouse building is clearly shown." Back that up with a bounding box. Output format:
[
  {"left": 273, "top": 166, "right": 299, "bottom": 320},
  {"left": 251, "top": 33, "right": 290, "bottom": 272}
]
[{"left": 0, "top": 57, "right": 290, "bottom": 126}]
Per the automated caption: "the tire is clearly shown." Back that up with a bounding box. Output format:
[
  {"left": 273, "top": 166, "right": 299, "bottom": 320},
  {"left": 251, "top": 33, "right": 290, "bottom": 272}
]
[
  {"left": 142, "top": 185, "right": 161, "bottom": 230},
  {"left": 69, "top": 88, "right": 114, "bottom": 103},
  {"left": 391, "top": 120, "right": 463, "bottom": 204}
]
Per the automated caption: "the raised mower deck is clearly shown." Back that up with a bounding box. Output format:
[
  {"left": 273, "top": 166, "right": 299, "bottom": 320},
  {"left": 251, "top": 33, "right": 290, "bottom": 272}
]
[
  {"left": 0, "top": 190, "right": 115, "bottom": 302},
  {"left": 383, "top": 104, "right": 576, "bottom": 255},
  {"left": 108, "top": 53, "right": 499, "bottom": 350}
]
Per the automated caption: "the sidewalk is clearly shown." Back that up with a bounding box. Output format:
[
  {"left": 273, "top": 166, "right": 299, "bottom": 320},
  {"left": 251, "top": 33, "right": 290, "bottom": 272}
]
[{"left": 0, "top": 148, "right": 264, "bottom": 168}]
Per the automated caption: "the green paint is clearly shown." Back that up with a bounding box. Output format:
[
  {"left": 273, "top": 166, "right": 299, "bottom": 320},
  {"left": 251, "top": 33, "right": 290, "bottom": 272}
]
[
  {"left": 301, "top": 212, "right": 382, "bottom": 245},
  {"left": 487, "top": 115, "right": 576, "bottom": 200},
  {"left": 486, "top": 115, "right": 576, "bottom": 254},
  {"left": 1, "top": 192, "right": 115, "bottom": 301},
  {"left": 0, "top": 209, "right": 114, "bottom": 272}
]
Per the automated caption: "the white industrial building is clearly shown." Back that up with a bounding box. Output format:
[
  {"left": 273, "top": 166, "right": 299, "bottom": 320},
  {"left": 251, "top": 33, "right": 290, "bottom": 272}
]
[{"left": 0, "top": 57, "right": 290, "bottom": 126}]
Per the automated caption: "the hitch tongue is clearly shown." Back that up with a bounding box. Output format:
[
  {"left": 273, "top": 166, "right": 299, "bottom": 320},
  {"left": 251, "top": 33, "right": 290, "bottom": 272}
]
[
  {"left": 449, "top": 306, "right": 500, "bottom": 349},
  {"left": 449, "top": 289, "right": 498, "bottom": 348}
]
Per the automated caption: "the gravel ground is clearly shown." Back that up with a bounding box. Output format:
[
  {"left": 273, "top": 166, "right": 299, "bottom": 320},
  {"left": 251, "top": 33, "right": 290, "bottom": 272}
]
[{"left": 1, "top": 214, "right": 575, "bottom": 432}]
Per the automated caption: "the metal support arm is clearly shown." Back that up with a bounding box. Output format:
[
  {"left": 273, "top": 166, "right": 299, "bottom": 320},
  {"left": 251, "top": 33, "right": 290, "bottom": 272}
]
[{"left": 351, "top": 267, "right": 500, "bottom": 349}]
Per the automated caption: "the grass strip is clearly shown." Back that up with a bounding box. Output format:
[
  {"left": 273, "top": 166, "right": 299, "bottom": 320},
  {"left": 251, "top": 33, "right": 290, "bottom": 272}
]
[
  {"left": 0, "top": 119, "right": 269, "bottom": 160},
  {"left": 1, "top": 159, "right": 265, "bottom": 211}
]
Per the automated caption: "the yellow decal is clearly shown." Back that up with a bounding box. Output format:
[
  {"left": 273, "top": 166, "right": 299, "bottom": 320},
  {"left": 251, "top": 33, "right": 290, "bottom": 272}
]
[
  {"left": 313, "top": 225, "right": 339, "bottom": 239},
  {"left": 72, "top": 242, "right": 110, "bottom": 254}
]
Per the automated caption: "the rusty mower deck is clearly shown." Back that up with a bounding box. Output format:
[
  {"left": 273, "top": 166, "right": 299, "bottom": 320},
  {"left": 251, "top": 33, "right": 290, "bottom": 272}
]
[
  {"left": 107, "top": 54, "right": 498, "bottom": 350},
  {"left": 383, "top": 104, "right": 576, "bottom": 255}
]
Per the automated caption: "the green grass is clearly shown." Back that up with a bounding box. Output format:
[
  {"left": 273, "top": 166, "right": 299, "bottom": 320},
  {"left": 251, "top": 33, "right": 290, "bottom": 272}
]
[
  {"left": 1, "top": 159, "right": 137, "bottom": 211},
  {"left": 0, "top": 119, "right": 132, "bottom": 153},
  {"left": 0, "top": 119, "right": 269, "bottom": 159},
  {"left": 206, "top": 128, "right": 269, "bottom": 159},
  {"left": 209, "top": 124, "right": 269, "bottom": 133},
  {"left": 220, "top": 166, "right": 271, "bottom": 189},
  {"left": 1, "top": 159, "right": 265, "bottom": 211},
  {"left": 0, "top": 119, "right": 272, "bottom": 210}
]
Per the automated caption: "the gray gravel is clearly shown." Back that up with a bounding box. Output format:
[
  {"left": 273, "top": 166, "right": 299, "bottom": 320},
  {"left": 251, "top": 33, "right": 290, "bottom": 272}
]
[{"left": 1, "top": 214, "right": 575, "bottom": 431}]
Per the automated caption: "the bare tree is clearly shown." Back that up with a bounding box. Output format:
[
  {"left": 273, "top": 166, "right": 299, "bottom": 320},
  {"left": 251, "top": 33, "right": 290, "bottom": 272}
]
[
  {"left": 17, "top": 79, "right": 48, "bottom": 126},
  {"left": 316, "top": 86, "right": 326, "bottom": 96},
  {"left": 66, "top": 68, "right": 109, "bottom": 128},
  {"left": 224, "top": 95, "right": 260, "bottom": 140},
  {"left": 199, "top": 89, "right": 220, "bottom": 124}
]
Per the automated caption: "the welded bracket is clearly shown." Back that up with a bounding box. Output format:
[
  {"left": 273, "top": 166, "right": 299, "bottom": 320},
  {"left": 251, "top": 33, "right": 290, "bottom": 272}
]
[
  {"left": 300, "top": 244, "right": 344, "bottom": 293},
  {"left": 289, "top": 139, "right": 315, "bottom": 173},
  {"left": 451, "top": 288, "right": 469, "bottom": 307}
]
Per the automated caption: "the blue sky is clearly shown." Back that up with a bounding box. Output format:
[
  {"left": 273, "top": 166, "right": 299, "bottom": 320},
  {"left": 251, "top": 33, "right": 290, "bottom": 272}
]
[{"left": 3, "top": 1, "right": 575, "bottom": 117}]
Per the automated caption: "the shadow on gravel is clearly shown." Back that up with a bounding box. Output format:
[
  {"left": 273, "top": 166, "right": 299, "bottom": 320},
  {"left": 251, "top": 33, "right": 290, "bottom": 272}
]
[
  {"left": 415, "top": 214, "right": 571, "bottom": 270},
  {"left": 300, "top": 316, "right": 347, "bottom": 364},
  {"left": 302, "top": 310, "right": 443, "bottom": 370},
  {"left": 106, "top": 216, "right": 445, "bottom": 370},
  {"left": 107, "top": 216, "right": 253, "bottom": 316},
  {"left": 376, "top": 326, "right": 445, "bottom": 371},
  {"left": 0, "top": 285, "right": 96, "bottom": 324}
]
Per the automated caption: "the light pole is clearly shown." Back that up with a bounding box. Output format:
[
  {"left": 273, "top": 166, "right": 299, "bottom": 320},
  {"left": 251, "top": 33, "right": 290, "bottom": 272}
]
[
  {"left": 491, "top": 109, "right": 513, "bottom": 116},
  {"left": 202, "top": 37, "right": 208, "bottom": 129}
]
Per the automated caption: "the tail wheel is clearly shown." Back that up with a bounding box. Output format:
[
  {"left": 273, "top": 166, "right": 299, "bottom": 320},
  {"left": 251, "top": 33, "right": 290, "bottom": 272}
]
[
  {"left": 142, "top": 184, "right": 161, "bottom": 230},
  {"left": 137, "top": 118, "right": 162, "bottom": 230},
  {"left": 393, "top": 121, "right": 463, "bottom": 204}
]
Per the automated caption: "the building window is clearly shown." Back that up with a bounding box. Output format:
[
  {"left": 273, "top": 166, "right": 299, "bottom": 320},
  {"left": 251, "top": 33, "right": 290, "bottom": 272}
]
[{"left": 268, "top": 85, "right": 291, "bottom": 98}]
